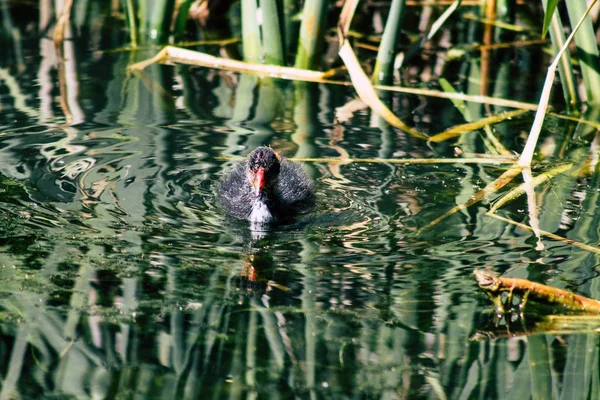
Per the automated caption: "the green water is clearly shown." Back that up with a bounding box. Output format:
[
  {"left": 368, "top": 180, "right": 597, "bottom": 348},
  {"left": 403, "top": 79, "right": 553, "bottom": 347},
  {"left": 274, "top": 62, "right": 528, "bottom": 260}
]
[{"left": 2, "top": 9, "right": 600, "bottom": 400}]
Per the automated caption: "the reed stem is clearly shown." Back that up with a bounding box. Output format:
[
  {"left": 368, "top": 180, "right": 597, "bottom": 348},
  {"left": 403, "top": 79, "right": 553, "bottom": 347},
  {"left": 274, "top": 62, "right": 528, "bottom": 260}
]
[
  {"left": 565, "top": 0, "right": 600, "bottom": 105},
  {"left": 242, "top": 0, "right": 262, "bottom": 62},
  {"left": 259, "top": 0, "right": 284, "bottom": 65},
  {"left": 372, "top": 0, "right": 406, "bottom": 85},
  {"left": 294, "top": 0, "right": 327, "bottom": 69},
  {"left": 124, "top": 0, "right": 138, "bottom": 47}
]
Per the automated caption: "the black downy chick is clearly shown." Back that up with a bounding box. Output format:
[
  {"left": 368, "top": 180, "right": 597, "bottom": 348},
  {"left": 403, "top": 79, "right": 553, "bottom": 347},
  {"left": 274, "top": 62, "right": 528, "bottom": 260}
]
[{"left": 218, "top": 147, "right": 314, "bottom": 224}]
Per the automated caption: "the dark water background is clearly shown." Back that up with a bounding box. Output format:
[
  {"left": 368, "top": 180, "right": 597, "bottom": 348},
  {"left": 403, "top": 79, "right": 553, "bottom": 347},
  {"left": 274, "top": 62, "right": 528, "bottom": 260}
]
[{"left": 2, "top": 4, "right": 600, "bottom": 400}]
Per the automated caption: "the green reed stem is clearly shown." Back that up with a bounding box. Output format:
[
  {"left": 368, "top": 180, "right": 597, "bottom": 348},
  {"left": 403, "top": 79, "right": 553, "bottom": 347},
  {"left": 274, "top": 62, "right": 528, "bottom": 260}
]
[
  {"left": 282, "top": 0, "right": 296, "bottom": 57},
  {"left": 124, "top": 0, "right": 138, "bottom": 47},
  {"left": 172, "top": 0, "right": 194, "bottom": 42},
  {"left": 294, "top": 0, "right": 327, "bottom": 69},
  {"left": 542, "top": 0, "right": 578, "bottom": 109},
  {"left": 72, "top": 0, "right": 89, "bottom": 31},
  {"left": 137, "top": 0, "right": 146, "bottom": 38},
  {"left": 565, "top": 0, "right": 600, "bottom": 105},
  {"left": 147, "top": 0, "right": 175, "bottom": 44},
  {"left": 242, "top": 0, "right": 262, "bottom": 62},
  {"left": 372, "top": 0, "right": 405, "bottom": 85},
  {"left": 259, "top": 0, "right": 284, "bottom": 65},
  {"left": 519, "top": 0, "right": 597, "bottom": 167}
]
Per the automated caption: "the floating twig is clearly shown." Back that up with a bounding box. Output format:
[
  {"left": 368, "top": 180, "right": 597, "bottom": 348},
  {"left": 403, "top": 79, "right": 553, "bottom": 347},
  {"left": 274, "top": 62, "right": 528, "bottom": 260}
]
[
  {"left": 474, "top": 269, "right": 600, "bottom": 314},
  {"left": 471, "top": 314, "right": 600, "bottom": 341},
  {"left": 215, "top": 155, "right": 517, "bottom": 165}
]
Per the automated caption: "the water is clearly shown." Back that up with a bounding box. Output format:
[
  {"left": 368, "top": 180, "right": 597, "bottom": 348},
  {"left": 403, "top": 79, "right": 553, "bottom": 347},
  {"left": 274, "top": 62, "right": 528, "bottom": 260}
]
[{"left": 2, "top": 16, "right": 600, "bottom": 400}]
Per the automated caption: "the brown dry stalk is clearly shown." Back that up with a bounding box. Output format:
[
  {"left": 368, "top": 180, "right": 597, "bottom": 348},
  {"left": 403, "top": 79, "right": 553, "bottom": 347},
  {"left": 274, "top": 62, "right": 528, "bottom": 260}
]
[
  {"left": 480, "top": 0, "right": 496, "bottom": 96},
  {"left": 474, "top": 269, "right": 600, "bottom": 313},
  {"left": 129, "top": 46, "right": 328, "bottom": 81},
  {"left": 57, "top": 59, "right": 72, "bottom": 124},
  {"left": 54, "top": 0, "right": 74, "bottom": 49}
]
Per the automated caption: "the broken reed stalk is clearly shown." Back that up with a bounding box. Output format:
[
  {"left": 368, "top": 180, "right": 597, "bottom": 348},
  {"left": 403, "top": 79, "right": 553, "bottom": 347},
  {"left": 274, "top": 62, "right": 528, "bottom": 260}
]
[
  {"left": 474, "top": 269, "right": 600, "bottom": 314},
  {"left": 128, "top": 46, "right": 328, "bottom": 81},
  {"left": 128, "top": 46, "right": 545, "bottom": 111},
  {"left": 336, "top": 0, "right": 428, "bottom": 138}
]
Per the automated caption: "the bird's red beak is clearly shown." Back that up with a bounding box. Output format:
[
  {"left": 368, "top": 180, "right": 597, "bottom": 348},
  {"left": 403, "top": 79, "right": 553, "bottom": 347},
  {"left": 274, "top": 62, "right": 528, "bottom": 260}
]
[{"left": 253, "top": 168, "right": 265, "bottom": 196}]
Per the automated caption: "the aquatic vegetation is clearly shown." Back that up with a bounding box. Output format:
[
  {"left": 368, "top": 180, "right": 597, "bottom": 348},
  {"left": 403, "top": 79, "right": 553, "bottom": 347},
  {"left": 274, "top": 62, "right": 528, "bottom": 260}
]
[{"left": 1, "top": 1, "right": 600, "bottom": 399}]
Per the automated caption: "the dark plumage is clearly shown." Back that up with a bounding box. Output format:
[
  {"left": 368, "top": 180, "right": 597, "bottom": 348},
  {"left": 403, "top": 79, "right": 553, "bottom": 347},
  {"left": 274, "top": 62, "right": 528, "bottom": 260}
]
[{"left": 218, "top": 147, "right": 314, "bottom": 224}]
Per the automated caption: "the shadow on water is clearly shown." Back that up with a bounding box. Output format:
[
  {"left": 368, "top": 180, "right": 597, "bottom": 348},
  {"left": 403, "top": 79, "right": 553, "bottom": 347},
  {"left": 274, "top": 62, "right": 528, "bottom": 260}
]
[{"left": 2, "top": 7, "right": 600, "bottom": 400}]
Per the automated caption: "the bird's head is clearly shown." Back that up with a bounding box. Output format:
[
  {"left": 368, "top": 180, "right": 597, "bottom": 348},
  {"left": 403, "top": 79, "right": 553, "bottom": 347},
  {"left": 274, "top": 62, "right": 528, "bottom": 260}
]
[{"left": 246, "top": 147, "right": 281, "bottom": 198}]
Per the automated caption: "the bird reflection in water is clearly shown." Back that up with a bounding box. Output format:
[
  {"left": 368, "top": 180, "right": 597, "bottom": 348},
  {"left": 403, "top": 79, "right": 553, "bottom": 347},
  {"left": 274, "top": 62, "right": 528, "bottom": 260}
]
[{"left": 238, "top": 250, "right": 291, "bottom": 295}]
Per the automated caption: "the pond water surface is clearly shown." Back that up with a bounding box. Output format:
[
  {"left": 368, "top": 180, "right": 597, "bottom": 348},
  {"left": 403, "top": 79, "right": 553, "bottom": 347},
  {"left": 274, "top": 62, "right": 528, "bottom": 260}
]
[{"left": 2, "top": 11, "right": 600, "bottom": 400}]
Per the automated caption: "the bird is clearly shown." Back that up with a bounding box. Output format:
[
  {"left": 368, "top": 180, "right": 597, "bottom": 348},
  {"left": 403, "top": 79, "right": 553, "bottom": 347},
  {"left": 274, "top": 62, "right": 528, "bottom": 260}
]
[{"left": 217, "top": 147, "right": 314, "bottom": 225}]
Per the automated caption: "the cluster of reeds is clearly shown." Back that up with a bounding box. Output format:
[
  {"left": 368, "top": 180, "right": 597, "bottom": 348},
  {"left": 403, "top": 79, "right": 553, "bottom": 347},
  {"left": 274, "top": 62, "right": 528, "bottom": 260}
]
[
  {"left": 118, "top": 0, "right": 600, "bottom": 103},
  {"left": 122, "top": 1, "right": 600, "bottom": 251}
]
